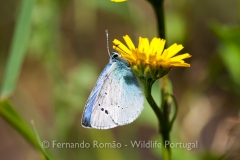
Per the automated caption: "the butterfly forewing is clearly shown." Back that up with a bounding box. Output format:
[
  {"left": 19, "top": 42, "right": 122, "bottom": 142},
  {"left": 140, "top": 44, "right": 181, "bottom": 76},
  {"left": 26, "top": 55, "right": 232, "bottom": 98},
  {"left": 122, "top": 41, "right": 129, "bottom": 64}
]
[{"left": 81, "top": 63, "right": 114, "bottom": 128}]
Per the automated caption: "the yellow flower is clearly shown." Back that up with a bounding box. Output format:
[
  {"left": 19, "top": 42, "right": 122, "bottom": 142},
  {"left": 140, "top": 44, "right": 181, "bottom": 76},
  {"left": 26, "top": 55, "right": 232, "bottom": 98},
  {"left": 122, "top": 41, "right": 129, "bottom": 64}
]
[
  {"left": 113, "top": 35, "right": 191, "bottom": 80},
  {"left": 111, "top": 0, "right": 127, "bottom": 2}
]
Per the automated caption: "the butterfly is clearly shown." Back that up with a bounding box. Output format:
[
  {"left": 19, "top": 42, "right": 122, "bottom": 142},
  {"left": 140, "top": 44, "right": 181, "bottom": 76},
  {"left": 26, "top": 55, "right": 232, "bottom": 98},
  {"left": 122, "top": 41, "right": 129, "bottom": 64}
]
[{"left": 81, "top": 50, "right": 144, "bottom": 129}]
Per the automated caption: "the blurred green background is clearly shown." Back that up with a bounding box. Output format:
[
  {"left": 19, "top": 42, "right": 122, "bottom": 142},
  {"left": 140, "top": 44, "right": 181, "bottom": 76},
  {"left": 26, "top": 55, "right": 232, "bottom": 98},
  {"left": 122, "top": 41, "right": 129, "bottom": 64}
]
[{"left": 0, "top": 0, "right": 240, "bottom": 160}]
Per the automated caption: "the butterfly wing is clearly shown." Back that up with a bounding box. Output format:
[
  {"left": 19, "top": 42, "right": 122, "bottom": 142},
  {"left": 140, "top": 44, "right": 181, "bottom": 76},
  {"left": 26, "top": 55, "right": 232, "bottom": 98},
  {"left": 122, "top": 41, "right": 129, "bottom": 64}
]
[
  {"left": 90, "top": 59, "right": 144, "bottom": 129},
  {"left": 81, "top": 62, "right": 117, "bottom": 128}
]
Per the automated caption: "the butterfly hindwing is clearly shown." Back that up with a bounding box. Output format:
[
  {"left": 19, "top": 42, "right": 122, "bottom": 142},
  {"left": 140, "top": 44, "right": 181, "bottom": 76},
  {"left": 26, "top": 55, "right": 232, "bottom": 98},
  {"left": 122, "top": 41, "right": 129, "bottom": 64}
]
[{"left": 90, "top": 59, "right": 144, "bottom": 129}]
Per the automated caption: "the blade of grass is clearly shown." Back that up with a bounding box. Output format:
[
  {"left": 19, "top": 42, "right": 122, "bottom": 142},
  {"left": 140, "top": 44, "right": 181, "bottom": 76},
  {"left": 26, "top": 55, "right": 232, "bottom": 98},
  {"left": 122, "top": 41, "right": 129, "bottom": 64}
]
[
  {"left": 31, "top": 120, "right": 54, "bottom": 160},
  {"left": 0, "top": 99, "right": 54, "bottom": 160},
  {"left": 0, "top": 99, "right": 38, "bottom": 148},
  {"left": 0, "top": 0, "right": 36, "bottom": 97}
]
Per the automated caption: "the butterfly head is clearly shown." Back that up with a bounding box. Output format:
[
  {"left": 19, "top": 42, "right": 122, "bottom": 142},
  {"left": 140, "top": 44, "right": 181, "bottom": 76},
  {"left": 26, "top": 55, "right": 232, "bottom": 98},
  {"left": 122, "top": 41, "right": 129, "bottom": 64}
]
[
  {"left": 110, "top": 51, "right": 120, "bottom": 59},
  {"left": 105, "top": 30, "right": 129, "bottom": 66},
  {"left": 110, "top": 51, "right": 129, "bottom": 66}
]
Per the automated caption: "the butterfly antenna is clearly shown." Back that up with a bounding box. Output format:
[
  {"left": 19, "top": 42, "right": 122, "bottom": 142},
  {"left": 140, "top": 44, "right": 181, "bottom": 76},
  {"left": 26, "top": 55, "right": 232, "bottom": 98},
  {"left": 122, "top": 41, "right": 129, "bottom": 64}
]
[{"left": 105, "top": 30, "right": 111, "bottom": 56}]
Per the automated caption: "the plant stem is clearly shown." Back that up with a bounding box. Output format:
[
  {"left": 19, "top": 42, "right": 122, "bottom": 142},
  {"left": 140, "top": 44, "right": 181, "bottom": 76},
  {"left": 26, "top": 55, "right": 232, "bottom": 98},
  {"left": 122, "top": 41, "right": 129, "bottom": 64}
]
[
  {"left": 146, "top": 0, "right": 173, "bottom": 159},
  {"left": 162, "top": 132, "right": 171, "bottom": 160},
  {"left": 141, "top": 78, "right": 171, "bottom": 160},
  {"left": 162, "top": 95, "right": 171, "bottom": 160},
  {"left": 142, "top": 78, "right": 162, "bottom": 131},
  {"left": 148, "top": 0, "right": 165, "bottom": 39}
]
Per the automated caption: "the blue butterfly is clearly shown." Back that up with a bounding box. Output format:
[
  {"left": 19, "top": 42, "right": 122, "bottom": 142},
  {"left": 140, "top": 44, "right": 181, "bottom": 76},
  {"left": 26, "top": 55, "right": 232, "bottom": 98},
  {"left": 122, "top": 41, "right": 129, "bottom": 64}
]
[{"left": 82, "top": 51, "right": 144, "bottom": 129}]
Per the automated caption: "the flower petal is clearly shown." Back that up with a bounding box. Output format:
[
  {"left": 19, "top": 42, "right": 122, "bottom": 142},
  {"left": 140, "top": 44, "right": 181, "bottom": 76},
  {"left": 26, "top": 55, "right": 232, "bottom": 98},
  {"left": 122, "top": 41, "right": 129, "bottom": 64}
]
[
  {"left": 114, "top": 47, "right": 130, "bottom": 58},
  {"left": 138, "top": 51, "right": 147, "bottom": 61},
  {"left": 112, "top": 35, "right": 191, "bottom": 78},
  {"left": 167, "top": 60, "right": 184, "bottom": 64},
  {"left": 111, "top": 0, "right": 126, "bottom": 2},
  {"left": 132, "top": 49, "right": 138, "bottom": 60},
  {"left": 157, "top": 39, "right": 166, "bottom": 55},
  {"left": 170, "top": 53, "right": 191, "bottom": 61},
  {"left": 123, "top": 35, "right": 135, "bottom": 51},
  {"left": 148, "top": 38, "right": 159, "bottom": 54},
  {"left": 113, "top": 39, "right": 131, "bottom": 55},
  {"left": 138, "top": 37, "right": 149, "bottom": 53},
  {"left": 171, "top": 63, "right": 190, "bottom": 67},
  {"left": 161, "top": 49, "right": 169, "bottom": 60},
  {"left": 156, "top": 39, "right": 166, "bottom": 61},
  {"left": 167, "top": 44, "right": 184, "bottom": 58}
]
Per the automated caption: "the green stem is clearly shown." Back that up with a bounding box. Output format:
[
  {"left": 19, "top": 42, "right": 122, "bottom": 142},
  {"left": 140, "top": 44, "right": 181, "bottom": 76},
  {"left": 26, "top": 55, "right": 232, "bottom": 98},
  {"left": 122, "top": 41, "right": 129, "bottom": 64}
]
[
  {"left": 146, "top": 0, "right": 172, "bottom": 159},
  {"left": 142, "top": 78, "right": 162, "bottom": 130},
  {"left": 162, "top": 95, "right": 171, "bottom": 160},
  {"left": 141, "top": 78, "right": 171, "bottom": 160},
  {"left": 162, "top": 136, "right": 171, "bottom": 160},
  {"left": 168, "top": 94, "right": 178, "bottom": 131},
  {"left": 148, "top": 0, "right": 165, "bottom": 39}
]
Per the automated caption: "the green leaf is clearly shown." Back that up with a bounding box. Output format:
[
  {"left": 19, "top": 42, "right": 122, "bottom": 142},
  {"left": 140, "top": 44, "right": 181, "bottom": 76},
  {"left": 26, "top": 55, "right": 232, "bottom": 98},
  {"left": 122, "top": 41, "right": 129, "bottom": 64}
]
[
  {"left": 0, "top": 0, "right": 35, "bottom": 97},
  {"left": 0, "top": 99, "right": 54, "bottom": 160},
  {"left": 218, "top": 44, "right": 240, "bottom": 86},
  {"left": 209, "top": 21, "right": 240, "bottom": 88},
  {"left": 31, "top": 120, "right": 55, "bottom": 160},
  {"left": 0, "top": 99, "right": 38, "bottom": 148}
]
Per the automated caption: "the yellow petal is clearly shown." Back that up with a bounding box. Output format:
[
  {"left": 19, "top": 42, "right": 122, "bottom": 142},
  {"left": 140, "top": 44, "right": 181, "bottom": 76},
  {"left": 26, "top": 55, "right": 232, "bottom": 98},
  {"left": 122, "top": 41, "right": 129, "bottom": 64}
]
[
  {"left": 167, "top": 60, "right": 184, "bottom": 64},
  {"left": 132, "top": 49, "right": 138, "bottom": 60},
  {"left": 166, "top": 43, "right": 177, "bottom": 51},
  {"left": 170, "top": 53, "right": 191, "bottom": 61},
  {"left": 138, "top": 37, "right": 149, "bottom": 53},
  {"left": 114, "top": 47, "right": 135, "bottom": 62},
  {"left": 161, "top": 49, "right": 169, "bottom": 60},
  {"left": 113, "top": 39, "right": 131, "bottom": 55},
  {"left": 157, "top": 39, "right": 166, "bottom": 55},
  {"left": 138, "top": 37, "right": 143, "bottom": 52},
  {"left": 171, "top": 63, "right": 190, "bottom": 67},
  {"left": 148, "top": 38, "right": 159, "bottom": 54},
  {"left": 122, "top": 54, "right": 136, "bottom": 62},
  {"left": 138, "top": 51, "right": 147, "bottom": 61},
  {"left": 123, "top": 35, "right": 135, "bottom": 51},
  {"left": 111, "top": 0, "right": 127, "bottom": 2},
  {"left": 149, "top": 53, "right": 157, "bottom": 63},
  {"left": 156, "top": 39, "right": 166, "bottom": 61},
  {"left": 113, "top": 47, "right": 129, "bottom": 57},
  {"left": 156, "top": 58, "right": 164, "bottom": 63},
  {"left": 167, "top": 44, "right": 184, "bottom": 58}
]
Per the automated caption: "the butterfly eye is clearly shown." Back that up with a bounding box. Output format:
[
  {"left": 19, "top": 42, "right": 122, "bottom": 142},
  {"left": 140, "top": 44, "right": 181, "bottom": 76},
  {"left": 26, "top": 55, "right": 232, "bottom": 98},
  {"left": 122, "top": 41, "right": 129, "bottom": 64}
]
[{"left": 113, "top": 54, "right": 119, "bottom": 58}]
